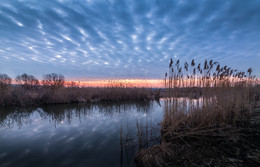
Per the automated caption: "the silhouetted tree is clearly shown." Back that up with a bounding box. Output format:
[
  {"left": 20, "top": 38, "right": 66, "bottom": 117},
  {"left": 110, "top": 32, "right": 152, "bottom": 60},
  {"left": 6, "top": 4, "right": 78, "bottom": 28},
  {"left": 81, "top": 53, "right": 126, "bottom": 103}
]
[
  {"left": 16, "top": 73, "right": 39, "bottom": 89},
  {"left": 42, "top": 73, "right": 65, "bottom": 89},
  {"left": 0, "top": 73, "right": 11, "bottom": 89},
  {"left": 0, "top": 74, "right": 12, "bottom": 86},
  {"left": 0, "top": 74, "right": 12, "bottom": 102}
]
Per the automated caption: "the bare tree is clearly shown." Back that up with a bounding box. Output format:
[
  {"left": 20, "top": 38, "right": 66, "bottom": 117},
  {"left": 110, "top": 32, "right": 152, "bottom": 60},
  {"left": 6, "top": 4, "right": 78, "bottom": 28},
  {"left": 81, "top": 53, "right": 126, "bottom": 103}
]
[
  {"left": 16, "top": 73, "right": 39, "bottom": 89},
  {"left": 0, "top": 73, "right": 12, "bottom": 89},
  {"left": 0, "top": 74, "right": 12, "bottom": 100},
  {"left": 0, "top": 74, "right": 11, "bottom": 84},
  {"left": 42, "top": 73, "right": 65, "bottom": 89}
]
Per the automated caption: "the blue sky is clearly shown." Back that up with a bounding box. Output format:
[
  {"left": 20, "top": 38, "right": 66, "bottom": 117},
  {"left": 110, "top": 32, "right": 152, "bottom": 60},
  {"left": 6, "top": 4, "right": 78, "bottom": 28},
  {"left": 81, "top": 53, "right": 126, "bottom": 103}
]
[{"left": 0, "top": 0, "right": 259, "bottom": 80}]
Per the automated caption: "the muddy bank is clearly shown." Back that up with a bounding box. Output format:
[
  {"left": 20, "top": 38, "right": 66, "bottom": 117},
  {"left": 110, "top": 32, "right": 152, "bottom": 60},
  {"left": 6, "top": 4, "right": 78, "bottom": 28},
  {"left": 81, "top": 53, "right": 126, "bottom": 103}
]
[{"left": 135, "top": 105, "right": 260, "bottom": 167}]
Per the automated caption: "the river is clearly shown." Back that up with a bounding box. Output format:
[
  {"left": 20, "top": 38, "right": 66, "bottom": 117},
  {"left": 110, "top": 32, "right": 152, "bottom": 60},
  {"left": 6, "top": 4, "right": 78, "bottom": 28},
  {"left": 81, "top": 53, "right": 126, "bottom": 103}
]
[{"left": 0, "top": 100, "right": 164, "bottom": 167}]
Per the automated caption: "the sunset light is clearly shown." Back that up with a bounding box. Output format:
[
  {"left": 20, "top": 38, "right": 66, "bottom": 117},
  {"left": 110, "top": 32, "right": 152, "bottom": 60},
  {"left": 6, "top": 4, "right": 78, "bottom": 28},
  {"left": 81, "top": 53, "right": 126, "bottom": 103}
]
[
  {"left": 0, "top": 0, "right": 259, "bottom": 166},
  {"left": 76, "top": 79, "right": 164, "bottom": 88}
]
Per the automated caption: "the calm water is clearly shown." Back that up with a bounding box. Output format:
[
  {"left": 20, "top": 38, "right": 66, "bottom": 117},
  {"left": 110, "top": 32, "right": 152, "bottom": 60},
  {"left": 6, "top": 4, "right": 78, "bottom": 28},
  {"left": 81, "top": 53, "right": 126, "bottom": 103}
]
[{"left": 0, "top": 100, "right": 164, "bottom": 167}]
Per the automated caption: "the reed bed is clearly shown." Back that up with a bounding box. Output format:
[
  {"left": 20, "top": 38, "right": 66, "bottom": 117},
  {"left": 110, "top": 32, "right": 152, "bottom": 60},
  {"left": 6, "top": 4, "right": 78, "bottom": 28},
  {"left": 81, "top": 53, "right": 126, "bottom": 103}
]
[
  {"left": 162, "top": 58, "right": 258, "bottom": 139},
  {"left": 135, "top": 58, "right": 260, "bottom": 166},
  {"left": 0, "top": 73, "right": 159, "bottom": 106},
  {"left": 0, "top": 86, "right": 158, "bottom": 106}
]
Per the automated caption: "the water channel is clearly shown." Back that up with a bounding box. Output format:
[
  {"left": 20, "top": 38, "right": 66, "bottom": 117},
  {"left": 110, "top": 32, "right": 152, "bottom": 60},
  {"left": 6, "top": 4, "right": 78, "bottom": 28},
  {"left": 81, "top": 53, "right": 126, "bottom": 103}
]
[{"left": 0, "top": 100, "right": 164, "bottom": 167}]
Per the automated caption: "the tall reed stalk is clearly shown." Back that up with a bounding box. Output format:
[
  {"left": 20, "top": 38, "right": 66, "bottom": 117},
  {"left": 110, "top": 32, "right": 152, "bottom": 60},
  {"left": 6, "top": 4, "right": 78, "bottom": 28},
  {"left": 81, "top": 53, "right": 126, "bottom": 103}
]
[{"left": 162, "top": 58, "right": 258, "bottom": 141}]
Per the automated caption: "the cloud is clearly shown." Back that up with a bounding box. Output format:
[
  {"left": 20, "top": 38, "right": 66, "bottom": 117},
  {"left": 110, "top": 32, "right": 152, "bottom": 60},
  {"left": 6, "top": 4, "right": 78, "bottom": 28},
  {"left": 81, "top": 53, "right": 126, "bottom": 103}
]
[{"left": 0, "top": 0, "right": 260, "bottom": 79}]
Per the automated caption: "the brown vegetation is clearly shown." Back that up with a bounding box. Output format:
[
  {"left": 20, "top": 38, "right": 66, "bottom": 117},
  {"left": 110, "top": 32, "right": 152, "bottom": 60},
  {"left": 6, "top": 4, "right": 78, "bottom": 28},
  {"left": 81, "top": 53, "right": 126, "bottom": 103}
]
[
  {"left": 162, "top": 58, "right": 258, "bottom": 139},
  {"left": 15, "top": 73, "right": 39, "bottom": 89},
  {"left": 0, "top": 74, "right": 12, "bottom": 105},
  {"left": 135, "top": 59, "right": 260, "bottom": 166},
  {"left": 0, "top": 73, "right": 159, "bottom": 106}
]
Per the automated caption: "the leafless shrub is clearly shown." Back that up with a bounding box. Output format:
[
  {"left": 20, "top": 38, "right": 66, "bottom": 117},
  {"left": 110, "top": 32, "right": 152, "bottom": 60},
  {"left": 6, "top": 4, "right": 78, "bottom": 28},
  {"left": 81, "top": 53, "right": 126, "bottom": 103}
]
[
  {"left": 16, "top": 73, "right": 39, "bottom": 89},
  {"left": 0, "top": 74, "right": 12, "bottom": 104},
  {"left": 0, "top": 73, "right": 11, "bottom": 88},
  {"left": 42, "top": 73, "right": 65, "bottom": 90}
]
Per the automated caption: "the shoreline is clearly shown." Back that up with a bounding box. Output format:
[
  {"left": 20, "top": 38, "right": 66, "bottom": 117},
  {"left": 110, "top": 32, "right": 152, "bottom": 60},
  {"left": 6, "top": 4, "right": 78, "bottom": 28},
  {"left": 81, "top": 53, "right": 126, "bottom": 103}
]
[
  {"left": 135, "top": 102, "right": 260, "bottom": 166},
  {"left": 0, "top": 87, "right": 161, "bottom": 107}
]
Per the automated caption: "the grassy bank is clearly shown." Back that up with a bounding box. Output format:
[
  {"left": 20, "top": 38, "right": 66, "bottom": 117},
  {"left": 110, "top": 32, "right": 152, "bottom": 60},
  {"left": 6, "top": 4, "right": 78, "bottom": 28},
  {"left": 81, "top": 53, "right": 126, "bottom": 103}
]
[
  {"left": 0, "top": 73, "right": 161, "bottom": 106},
  {"left": 135, "top": 59, "right": 260, "bottom": 166},
  {"left": 0, "top": 86, "right": 160, "bottom": 106}
]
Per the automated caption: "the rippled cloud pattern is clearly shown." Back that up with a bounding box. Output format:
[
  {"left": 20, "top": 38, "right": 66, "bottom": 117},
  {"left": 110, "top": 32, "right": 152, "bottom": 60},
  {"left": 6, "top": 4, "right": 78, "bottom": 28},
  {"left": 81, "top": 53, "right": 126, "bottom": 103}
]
[{"left": 0, "top": 0, "right": 260, "bottom": 79}]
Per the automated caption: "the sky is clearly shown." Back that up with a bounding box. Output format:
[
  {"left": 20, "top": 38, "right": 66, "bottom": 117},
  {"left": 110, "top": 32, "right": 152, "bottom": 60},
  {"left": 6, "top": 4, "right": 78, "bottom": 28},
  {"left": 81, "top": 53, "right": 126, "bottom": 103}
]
[{"left": 0, "top": 0, "right": 260, "bottom": 82}]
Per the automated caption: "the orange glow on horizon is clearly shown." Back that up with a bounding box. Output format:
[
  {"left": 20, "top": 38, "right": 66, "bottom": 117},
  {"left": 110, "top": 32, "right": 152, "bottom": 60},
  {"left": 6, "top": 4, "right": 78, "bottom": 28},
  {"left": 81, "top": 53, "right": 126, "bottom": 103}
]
[
  {"left": 11, "top": 77, "right": 260, "bottom": 88},
  {"left": 68, "top": 79, "right": 164, "bottom": 88}
]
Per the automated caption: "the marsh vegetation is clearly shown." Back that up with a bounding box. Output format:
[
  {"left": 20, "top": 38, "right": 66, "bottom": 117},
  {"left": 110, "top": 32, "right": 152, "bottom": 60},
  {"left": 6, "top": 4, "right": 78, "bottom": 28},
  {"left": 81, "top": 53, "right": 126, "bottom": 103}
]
[
  {"left": 1, "top": 59, "right": 260, "bottom": 166},
  {"left": 0, "top": 73, "right": 159, "bottom": 106},
  {"left": 135, "top": 59, "right": 260, "bottom": 166}
]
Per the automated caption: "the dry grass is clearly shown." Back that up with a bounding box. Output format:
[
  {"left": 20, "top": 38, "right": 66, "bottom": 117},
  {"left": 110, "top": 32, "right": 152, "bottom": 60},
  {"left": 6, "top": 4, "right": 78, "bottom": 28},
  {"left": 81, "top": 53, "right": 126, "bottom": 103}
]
[
  {"left": 161, "top": 58, "right": 258, "bottom": 140},
  {"left": 135, "top": 58, "right": 259, "bottom": 166},
  {"left": 0, "top": 84, "right": 158, "bottom": 106},
  {"left": 135, "top": 142, "right": 173, "bottom": 167},
  {"left": 0, "top": 73, "right": 162, "bottom": 106}
]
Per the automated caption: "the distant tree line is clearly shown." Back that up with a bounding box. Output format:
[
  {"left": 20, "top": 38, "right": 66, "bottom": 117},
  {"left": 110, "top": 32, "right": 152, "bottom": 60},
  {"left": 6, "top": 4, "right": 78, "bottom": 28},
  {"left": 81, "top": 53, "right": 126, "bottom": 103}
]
[
  {"left": 0, "top": 72, "right": 154, "bottom": 106},
  {"left": 0, "top": 73, "right": 66, "bottom": 89}
]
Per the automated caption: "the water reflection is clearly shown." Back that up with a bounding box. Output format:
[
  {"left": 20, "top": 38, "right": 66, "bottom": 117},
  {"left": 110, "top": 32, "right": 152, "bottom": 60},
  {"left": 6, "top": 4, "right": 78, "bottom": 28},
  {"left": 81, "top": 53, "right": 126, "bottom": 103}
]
[
  {"left": 120, "top": 118, "right": 161, "bottom": 167},
  {"left": 0, "top": 102, "right": 155, "bottom": 129},
  {"left": 0, "top": 101, "right": 163, "bottom": 167},
  {"left": 0, "top": 107, "right": 36, "bottom": 129}
]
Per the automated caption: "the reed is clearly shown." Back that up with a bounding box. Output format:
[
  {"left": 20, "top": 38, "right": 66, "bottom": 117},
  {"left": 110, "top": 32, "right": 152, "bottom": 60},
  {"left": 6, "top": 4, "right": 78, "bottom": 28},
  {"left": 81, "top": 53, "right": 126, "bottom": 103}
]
[
  {"left": 162, "top": 58, "right": 258, "bottom": 139},
  {"left": 0, "top": 74, "right": 158, "bottom": 106},
  {"left": 135, "top": 58, "right": 259, "bottom": 166}
]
